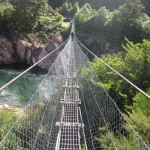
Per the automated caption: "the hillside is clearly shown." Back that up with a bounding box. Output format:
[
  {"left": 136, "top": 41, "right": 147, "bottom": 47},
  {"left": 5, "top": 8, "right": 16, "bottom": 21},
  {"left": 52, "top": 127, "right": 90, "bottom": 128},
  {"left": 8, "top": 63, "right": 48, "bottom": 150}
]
[{"left": 50, "top": 0, "right": 150, "bottom": 15}]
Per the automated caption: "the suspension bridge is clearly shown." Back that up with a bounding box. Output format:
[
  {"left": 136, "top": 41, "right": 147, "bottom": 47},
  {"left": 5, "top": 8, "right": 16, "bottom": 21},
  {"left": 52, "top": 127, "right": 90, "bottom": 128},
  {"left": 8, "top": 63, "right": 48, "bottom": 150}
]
[{"left": 0, "top": 21, "right": 150, "bottom": 150}]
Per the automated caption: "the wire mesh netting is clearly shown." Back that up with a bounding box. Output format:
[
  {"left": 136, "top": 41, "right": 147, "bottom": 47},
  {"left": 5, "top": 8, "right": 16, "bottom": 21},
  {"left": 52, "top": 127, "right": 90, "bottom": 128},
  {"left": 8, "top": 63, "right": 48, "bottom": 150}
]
[{"left": 0, "top": 25, "right": 150, "bottom": 150}]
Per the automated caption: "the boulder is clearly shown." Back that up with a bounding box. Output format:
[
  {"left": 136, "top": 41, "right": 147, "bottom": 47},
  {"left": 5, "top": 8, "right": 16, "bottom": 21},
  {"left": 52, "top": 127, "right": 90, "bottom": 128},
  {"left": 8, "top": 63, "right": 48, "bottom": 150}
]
[
  {"left": 26, "top": 48, "right": 32, "bottom": 64},
  {"left": 0, "top": 36, "right": 16, "bottom": 64},
  {"left": 0, "top": 55, "right": 3, "bottom": 64},
  {"left": 38, "top": 48, "right": 49, "bottom": 68},
  {"left": 32, "top": 57, "right": 36, "bottom": 65},
  {"left": 16, "top": 40, "right": 29, "bottom": 62},
  {"left": 0, "top": 37, "right": 13, "bottom": 53},
  {"left": 3, "top": 58, "right": 9, "bottom": 64},
  {"left": 49, "top": 34, "right": 62, "bottom": 45},
  {"left": 46, "top": 42, "right": 58, "bottom": 53},
  {"left": 36, "top": 35, "right": 63, "bottom": 69}
]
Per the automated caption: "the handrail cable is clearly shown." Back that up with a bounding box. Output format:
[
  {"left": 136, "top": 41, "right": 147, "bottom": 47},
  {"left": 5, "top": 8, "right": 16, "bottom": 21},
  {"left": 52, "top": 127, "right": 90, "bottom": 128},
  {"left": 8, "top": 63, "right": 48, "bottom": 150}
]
[
  {"left": 0, "top": 38, "right": 68, "bottom": 92},
  {"left": 76, "top": 37, "right": 150, "bottom": 99}
]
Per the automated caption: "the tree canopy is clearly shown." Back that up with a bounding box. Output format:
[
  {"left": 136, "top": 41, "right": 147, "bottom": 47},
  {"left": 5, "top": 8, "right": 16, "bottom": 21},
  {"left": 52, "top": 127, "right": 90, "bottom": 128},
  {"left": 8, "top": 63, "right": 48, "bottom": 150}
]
[
  {"left": 74, "top": 0, "right": 150, "bottom": 54},
  {"left": 92, "top": 39, "right": 150, "bottom": 147},
  {"left": 0, "top": 0, "right": 63, "bottom": 34}
]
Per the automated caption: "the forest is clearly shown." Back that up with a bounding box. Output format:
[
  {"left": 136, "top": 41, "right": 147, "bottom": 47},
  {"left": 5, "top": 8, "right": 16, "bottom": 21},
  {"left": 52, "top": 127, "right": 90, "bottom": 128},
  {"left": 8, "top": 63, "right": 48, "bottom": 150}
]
[{"left": 0, "top": 0, "right": 150, "bottom": 149}]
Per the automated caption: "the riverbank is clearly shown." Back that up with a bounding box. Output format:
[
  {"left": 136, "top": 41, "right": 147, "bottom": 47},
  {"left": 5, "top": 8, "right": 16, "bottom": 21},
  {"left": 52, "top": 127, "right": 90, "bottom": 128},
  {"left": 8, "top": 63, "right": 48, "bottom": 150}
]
[
  {"left": 0, "top": 33, "right": 63, "bottom": 69},
  {"left": 0, "top": 104, "right": 24, "bottom": 116}
]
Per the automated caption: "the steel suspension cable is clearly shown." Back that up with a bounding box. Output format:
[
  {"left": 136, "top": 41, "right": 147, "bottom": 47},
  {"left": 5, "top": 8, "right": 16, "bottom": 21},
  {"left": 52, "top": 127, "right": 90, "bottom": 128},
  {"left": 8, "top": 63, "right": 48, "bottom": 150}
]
[
  {"left": 0, "top": 38, "right": 68, "bottom": 92},
  {"left": 76, "top": 37, "right": 150, "bottom": 99},
  {"left": 0, "top": 55, "right": 64, "bottom": 145}
]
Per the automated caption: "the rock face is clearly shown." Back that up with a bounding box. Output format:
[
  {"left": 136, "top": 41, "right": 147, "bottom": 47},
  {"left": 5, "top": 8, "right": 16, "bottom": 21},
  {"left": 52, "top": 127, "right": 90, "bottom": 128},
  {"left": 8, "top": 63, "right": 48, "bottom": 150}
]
[
  {"left": 0, "top": 37, "right": 16, "bottom": 64},
  {"left": 0, "top": 35, "right": 63, "bottom": 69}
]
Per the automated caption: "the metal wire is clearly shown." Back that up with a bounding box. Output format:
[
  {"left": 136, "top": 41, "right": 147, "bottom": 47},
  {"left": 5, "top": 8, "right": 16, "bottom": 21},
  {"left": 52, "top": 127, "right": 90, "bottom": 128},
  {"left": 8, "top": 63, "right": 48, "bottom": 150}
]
[{"left": 0, "top": 25, "right": 149, "bottom": 150}]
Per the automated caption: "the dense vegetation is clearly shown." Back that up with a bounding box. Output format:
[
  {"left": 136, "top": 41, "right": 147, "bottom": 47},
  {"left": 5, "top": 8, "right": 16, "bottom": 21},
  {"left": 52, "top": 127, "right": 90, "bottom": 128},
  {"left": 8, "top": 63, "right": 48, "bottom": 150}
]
[
  {"left": 93, "top": 39, "right": 150, "bottom": 147},
  {"left": 0, "top": 108, "right": 18, "bottom": 141},
  {"left": 74, "top": 0, "right": 150, "bottom": 54},
  {"left": 0, "top": 0, "right": 150, "bottom": 148},
  {"left": 0, "top": 0, "right": 64, "bottom": 38}
]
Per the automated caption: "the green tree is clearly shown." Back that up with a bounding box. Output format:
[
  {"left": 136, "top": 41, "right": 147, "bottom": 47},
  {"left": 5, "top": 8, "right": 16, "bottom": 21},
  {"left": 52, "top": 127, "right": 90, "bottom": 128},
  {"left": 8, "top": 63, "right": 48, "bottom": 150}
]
[
  {"left": 93, "top": 38, "right": 150, "bottom": 110},
  {"left": 141, "top": 0, "right": 150, "bottom": 16},
  {"left": 123, "top": 38, "right": 150, "bottom": 90},
  {"left": 107, "top": 0, "right": 145, "bottom": 44},
  {"left": 75, "top": 3, "right": 97, "bottom": 32},
  {"left": 0, "top": 1, "right": 13, "bottom": 18},
  {"left": 97, "top": 124, "right": 150, "bottom": 149},
  {"left": 0, "top": 108, "right": 18, "bottom": 141},
  {"left": 86, "top": 0, "right": 126, "bottom": 10},
  {"left": 92, "top": 7, "right": 111, "bottom": 35},
  {"left": 126, "top": 89, "right": 150, "bottom": 147},
  {"left": 136, "top": 14, "right": 150, "bottom": 39},
  {"left": 9, "top": 0, "right": 49, "bottom": 32},
  {"left": 58, "top": 1, "right": 72, "bottom": 18},
  {"left": 70, "top": 2, "right": 79, "bottom": 17},
  {"left": 49, "top": 0, "right": 65, "bottom": 8},
  {"left": 134, "top": 89, "right": 150, "bottom": 115},
  {"left": 74, "top": 0, "right": 149, "bottom": 54},
  {"left": 0, "top": 1, "right": 14, "bottom": 32},
  {"left": 92, "top": 53, "right": 128, "bottom": 110},
  {"left": 51, "top": 0, "right": 126, "bottom": 10}
]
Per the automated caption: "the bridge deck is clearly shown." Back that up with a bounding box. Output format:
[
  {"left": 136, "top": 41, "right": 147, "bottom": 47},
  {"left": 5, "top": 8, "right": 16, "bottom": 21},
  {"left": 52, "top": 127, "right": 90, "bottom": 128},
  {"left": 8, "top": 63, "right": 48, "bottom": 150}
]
[{"left": 55, "top": 58, "right": 82, "bottom": 150}]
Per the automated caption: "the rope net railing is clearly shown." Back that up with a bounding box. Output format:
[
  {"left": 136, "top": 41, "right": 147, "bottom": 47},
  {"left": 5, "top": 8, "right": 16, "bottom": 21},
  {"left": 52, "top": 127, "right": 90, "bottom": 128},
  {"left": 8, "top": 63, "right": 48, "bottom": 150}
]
[{"left": 0, "top": 26, "right": 150, "bottom": 149}]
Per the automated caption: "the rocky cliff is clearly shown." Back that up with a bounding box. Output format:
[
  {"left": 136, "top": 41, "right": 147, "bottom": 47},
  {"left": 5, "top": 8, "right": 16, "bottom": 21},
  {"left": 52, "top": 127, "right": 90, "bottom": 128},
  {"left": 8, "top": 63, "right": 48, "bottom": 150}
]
[{"left": 0, "top": 34, "right": 63, "bottom": 69}]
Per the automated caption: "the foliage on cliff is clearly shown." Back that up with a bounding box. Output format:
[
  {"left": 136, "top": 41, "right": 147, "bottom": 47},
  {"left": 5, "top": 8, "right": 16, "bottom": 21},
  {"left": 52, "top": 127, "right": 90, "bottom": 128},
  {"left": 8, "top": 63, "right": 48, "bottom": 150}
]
[
  {"left": 74, "top": 0, "right": 150, "bottom": 54},
  {"left": 0, "top": 0, "right": 63, "bottom": 34}
]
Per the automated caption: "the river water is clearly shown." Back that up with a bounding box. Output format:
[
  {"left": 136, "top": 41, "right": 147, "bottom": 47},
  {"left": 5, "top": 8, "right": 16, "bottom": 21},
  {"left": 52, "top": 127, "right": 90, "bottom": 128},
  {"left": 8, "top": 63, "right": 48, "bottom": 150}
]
[{"left": 0, "top": 68, "right": 46, "bottom": 107}]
